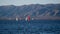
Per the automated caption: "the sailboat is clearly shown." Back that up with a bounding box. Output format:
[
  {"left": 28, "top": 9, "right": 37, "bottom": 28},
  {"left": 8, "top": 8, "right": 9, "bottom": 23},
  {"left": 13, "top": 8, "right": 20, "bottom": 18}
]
[
  {"left": 16, "top": 17, "right": 18, "bottom": 21},
  {"left": 25, "top": 16, "right": 30, "bottom": 21},
  {"left": 32, "top": 18, "right": 34, "bottom": 20},
  {"left": 25, "top": 17, "right": 28, "bottom": 21}
]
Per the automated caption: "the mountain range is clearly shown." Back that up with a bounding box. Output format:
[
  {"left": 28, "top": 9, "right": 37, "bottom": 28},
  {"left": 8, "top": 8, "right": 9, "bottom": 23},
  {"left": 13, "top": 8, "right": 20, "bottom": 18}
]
[{"left": 0, "top": 4, "right": 60, "bottom": 20}]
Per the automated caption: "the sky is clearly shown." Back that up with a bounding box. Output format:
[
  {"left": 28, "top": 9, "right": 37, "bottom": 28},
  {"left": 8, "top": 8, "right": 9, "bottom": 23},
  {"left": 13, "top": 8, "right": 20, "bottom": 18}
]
[{"left": 0, "top": 0, "right": 60, "bottom": 6}]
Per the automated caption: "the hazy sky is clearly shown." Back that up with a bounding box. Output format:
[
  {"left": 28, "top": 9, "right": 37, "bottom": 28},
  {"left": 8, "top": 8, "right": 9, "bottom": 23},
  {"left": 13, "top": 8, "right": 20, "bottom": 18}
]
[{"left": 0, "top": 0, "right": 60, "bottom": 6}]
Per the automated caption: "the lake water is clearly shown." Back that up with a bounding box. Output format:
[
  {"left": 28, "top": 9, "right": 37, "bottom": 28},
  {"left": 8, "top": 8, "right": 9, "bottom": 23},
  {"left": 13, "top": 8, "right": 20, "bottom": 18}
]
[{"left": 0, "top": 20, "right": 60, "bottom": 34}]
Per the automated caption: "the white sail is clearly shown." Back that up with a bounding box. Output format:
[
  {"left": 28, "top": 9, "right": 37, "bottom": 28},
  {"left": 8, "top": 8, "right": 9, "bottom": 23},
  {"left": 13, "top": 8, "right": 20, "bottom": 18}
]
[
  {"left": 32, "top": 18, "right": 34, "bottom": 20},
  {"left": 16, "top": 18, "right": 18, "bottom": 21},
  {"left": 25, "top": 17, "right": 28, "bottom": 21}
]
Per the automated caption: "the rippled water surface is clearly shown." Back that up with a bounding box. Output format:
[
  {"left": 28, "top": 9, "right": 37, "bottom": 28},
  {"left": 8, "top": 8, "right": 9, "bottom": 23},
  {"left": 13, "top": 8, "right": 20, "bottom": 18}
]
[{"left": 0, "top": 20, "right": 60, "bottom": 34}]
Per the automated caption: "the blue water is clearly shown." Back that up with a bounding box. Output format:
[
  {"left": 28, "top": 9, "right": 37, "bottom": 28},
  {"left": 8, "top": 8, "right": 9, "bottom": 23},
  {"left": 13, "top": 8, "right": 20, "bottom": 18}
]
[{"left": 0, "top": 20, "right": 60, "bottom": 34}]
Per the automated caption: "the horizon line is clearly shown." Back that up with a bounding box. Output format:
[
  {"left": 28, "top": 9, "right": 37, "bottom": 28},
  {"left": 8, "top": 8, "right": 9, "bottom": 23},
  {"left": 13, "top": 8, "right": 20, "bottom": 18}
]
[{"left": 0, "top": 3, "right": 60, "bottom": 6}]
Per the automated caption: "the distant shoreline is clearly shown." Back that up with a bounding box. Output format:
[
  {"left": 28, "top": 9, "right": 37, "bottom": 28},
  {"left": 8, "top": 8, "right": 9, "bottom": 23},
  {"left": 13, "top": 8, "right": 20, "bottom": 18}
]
[{"left": 0, "top": 17, "right": 60, "bottom": 20}]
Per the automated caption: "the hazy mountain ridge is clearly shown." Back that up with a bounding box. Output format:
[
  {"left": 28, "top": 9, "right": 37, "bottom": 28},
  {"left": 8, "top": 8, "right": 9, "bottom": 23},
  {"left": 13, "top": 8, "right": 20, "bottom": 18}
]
[{"left": 0, "top": 4, "right": 60, "bottom": 19}]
